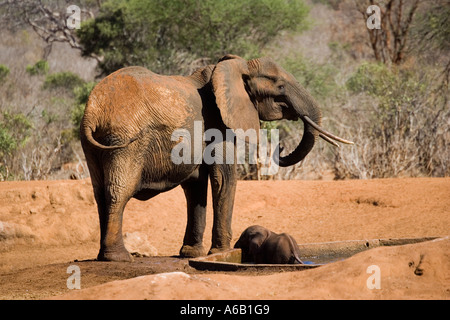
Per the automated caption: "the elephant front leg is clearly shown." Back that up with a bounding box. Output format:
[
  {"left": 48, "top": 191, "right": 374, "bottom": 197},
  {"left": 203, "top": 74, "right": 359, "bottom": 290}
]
[
  {"left": 209, "top": 163, "right": 237, "bottom": 254},
  {"left": 180, "top": 167, "right": 208, "bottom": 258}
]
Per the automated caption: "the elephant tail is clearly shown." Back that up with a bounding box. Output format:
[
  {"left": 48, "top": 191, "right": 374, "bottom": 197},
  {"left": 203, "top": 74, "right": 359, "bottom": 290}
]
[
  {"left": 293, "top": 253, "right": 303, "bottom": 264},
  {"left": 81, "top": 119, "right": 137, "bottom": 150},
  {"left": 285, "top": 234, "right": 303, "bottom": 264}
]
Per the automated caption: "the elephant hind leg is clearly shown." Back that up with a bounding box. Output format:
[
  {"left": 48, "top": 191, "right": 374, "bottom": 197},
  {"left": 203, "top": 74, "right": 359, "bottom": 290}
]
[
  {"left": 96, "top": 161, "right": 141, "bottom": 262},
  {"left": 96, "top": 183, "right": 134, "bottom": 262},
  {"left": 82, "top": 152, "right": 130, "bottom": 261}
]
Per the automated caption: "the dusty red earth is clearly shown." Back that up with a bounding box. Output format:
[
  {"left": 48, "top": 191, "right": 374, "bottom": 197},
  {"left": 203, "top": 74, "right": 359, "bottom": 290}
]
[{"left": 0, "top": 177, "right": 449, "bottom": 300}]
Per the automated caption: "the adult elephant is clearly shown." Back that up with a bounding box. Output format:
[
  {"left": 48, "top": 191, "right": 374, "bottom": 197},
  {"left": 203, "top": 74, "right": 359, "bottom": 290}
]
[{"left": 80, "top": 54, "right": 352, "bottom": 262}]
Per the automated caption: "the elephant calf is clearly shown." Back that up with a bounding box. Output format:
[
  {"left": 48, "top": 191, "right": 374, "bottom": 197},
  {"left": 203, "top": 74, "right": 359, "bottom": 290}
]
[{"left": 234, "top": 225, "right": 303, "bottom": 264}]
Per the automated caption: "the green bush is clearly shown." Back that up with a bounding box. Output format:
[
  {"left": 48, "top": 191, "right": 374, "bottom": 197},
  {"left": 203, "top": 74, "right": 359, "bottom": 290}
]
[
  {"left": 72, "top": 81, "right": 97, "bottom": 138},
  {"left": 0, "top": 111, "right": 33, "bottom": 157},
  {"left": 346, "top": 62, "right": 427, "bottom": 125},
  {"left": 282, "top": 53, "right": 340, "bottom": 101},
  {"left": 26, "top": 60, "right": 49, "bottom": 76},
  {"left": 346, "top": 62, "right": 397, "bottom": 96},
  {"left": 0, "top": 127, "right": 16, "bottom": 156},
  {"left": 74, "top": 81, "right": 96, "bottom": 105},
  {"left": 0, "top": 64, "right": 10, "bottom": 82},
  {"left": 43, "top": 72, "right": 84, "bottom": 91},
  {"left": 333, "top": 62, "right": 448, "bottom": 178},
  {"left": 41, "top": 109, "right": 59, "bottom": 125}
]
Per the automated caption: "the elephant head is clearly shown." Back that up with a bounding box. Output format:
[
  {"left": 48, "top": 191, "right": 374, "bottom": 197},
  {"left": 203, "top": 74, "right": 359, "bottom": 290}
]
[
  {"left": 210, "top": 54, "right": 353, "bottom": 166},
  {"left": 234, "top": 225, "right": 303, "bottom": 264},
  {"left": 234, "top": 225, "right": 272, "bottom": 262}
]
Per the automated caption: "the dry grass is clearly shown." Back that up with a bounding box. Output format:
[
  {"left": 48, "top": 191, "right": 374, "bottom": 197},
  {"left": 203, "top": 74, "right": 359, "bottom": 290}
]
[
  {"left": 0, "top": 29, "right": 95, "bottom": 180},
  {"left": 1, "top": 4, "right": 448, "bottom": 181}
]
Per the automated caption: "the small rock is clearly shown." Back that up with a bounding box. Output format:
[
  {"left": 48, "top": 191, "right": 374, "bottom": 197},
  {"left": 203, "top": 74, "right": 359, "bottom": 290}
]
[
  {"left": 0, "top": 221, "right": 35, "bottom": 240},
  {"left": 55, "top": 207, "right": 66, "bottom": 214},
  {"left": 123, "top": 232, "right": 158, "bottom": 257}
]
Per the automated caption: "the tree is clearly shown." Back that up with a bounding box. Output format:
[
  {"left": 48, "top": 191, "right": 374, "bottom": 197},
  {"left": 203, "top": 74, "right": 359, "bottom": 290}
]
[
  {"left": 0, "top": 111, "right": 33, "bottom": 180},
  {"left": 355, "top": 0, "right": 421, "bottom": 65},
  {"left": 77, "top": 0, "right": 310, "bottom": 75},
  {"left": 1, "top": 0, "right": 310, "bottom": 75},
  {"left": 0, "top": 0, "right": 98, "bottom": 60},
  {"left": 353, "top": 0, "right": 449, "bottom": 90},
  {"left": 411, "top": 0, "right": 450, "bottom": 90}
]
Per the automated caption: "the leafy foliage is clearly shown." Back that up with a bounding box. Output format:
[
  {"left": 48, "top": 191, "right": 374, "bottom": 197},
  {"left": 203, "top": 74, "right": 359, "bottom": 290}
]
[
  {"left": 346, "top": 62, "right": 429, "bottom": 128},
  {"left": 0, "top": 111, "right": 33, "bottom": 157},
  {"left": 0, "top": 64, "right": 9, "bottom": 82},
  {"left": 71, "top": 81, "right": 97, "bottom": 137},
  {"left": 43, "top": 72, "right": 84, "bottom": 91},
  {"left": 333, "top": 62, "right": 449, "bottom": 178},
  {"left": 1, "top": 0, "right": 448, "bottom": 180},
  {"left": 282, "top": 53, "right": 340, "bottom": 101},
  {"left": 77, "top": 0, "right": 310, "bottom": 75},
  {"left": 26, "top": 60, "right": 49, "bottom": 76}
]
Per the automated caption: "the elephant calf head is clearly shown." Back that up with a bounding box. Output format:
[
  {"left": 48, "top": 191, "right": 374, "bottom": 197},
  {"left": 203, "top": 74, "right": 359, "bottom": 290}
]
[{"left": 234, "top": 225, "right": 303, "bottom": 264}]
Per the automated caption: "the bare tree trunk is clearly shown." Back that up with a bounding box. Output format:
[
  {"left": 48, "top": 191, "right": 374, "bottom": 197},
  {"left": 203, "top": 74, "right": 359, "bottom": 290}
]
[
  {"left": 355, "top": 0, "right": 421, "bottom": 65},
  {"left": 0, "top": 0, "right": 102, "bottom": 62}
]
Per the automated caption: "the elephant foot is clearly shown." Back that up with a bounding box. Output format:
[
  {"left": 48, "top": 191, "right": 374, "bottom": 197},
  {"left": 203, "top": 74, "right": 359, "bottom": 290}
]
[
  {"left": 179, "top": 244, "right": 205, "bottom": 258},
  {"left": 97, "top": 247, "right": 134, "bottom": 262}
]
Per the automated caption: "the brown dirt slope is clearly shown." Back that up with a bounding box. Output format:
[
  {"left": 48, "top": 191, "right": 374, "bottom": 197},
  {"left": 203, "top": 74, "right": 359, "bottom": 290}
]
[
  {"left": 0, "top": 178, "right": 449, "bottom": 299},
  {"left": 54, "top": 236, "right": 450, "bottom": 300}
]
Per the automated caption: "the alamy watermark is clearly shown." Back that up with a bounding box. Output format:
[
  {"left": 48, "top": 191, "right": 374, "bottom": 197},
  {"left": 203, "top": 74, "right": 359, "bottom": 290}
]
[
  {"left": 366, "top": 5, "right": 381, "bottom": 30},
  {"left": 366, "top": 265, "right": 381, "bottom": 289},
  {"left": 66, "top": 5, "right": 81, "bottom": 30},
  {"left": 66, "top": 264, "right": 81, "bottom": 289},
  {"left": 171, "top": 121, "right": 280, "bottom": 175}
]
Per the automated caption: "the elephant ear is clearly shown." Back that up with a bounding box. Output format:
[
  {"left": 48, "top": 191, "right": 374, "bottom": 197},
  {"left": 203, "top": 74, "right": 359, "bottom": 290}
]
[{"left": 211, "top": 55, "right": 260, "bottom": 133}]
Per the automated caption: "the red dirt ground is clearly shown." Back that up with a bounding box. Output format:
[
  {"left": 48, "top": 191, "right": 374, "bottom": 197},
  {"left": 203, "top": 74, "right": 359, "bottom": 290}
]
[{"left": 0, "top": 177, "right": 449, "bottom": 299}]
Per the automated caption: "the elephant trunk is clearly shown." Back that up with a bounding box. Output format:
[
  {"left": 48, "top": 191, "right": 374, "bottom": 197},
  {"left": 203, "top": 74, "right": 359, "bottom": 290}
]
[
  {"left": 275, "top": 87, "right": 322, "bottom": 167},
  {"left": 275, "top": 85, "right": 354, "bottom": 167}
]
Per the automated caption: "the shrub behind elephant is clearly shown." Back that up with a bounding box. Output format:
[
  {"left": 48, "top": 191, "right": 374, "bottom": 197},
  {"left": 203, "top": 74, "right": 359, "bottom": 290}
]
[{"left": 234, "top": 225, "right": 303, "bottom": 264}]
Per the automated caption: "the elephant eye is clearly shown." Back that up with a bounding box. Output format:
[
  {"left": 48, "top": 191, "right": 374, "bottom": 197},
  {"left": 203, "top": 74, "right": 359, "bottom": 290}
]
[{"left": 278, "top": 85, "right": 285, "bottom": 93}]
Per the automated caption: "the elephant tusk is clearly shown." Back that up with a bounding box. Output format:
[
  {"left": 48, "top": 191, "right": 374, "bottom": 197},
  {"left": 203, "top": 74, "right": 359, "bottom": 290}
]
[
  {"left": 302, "top": 115, "right": 354, "bottom": 145},
  {"left": 319, "top": 133, "right": 340, "bottom": 147}
]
